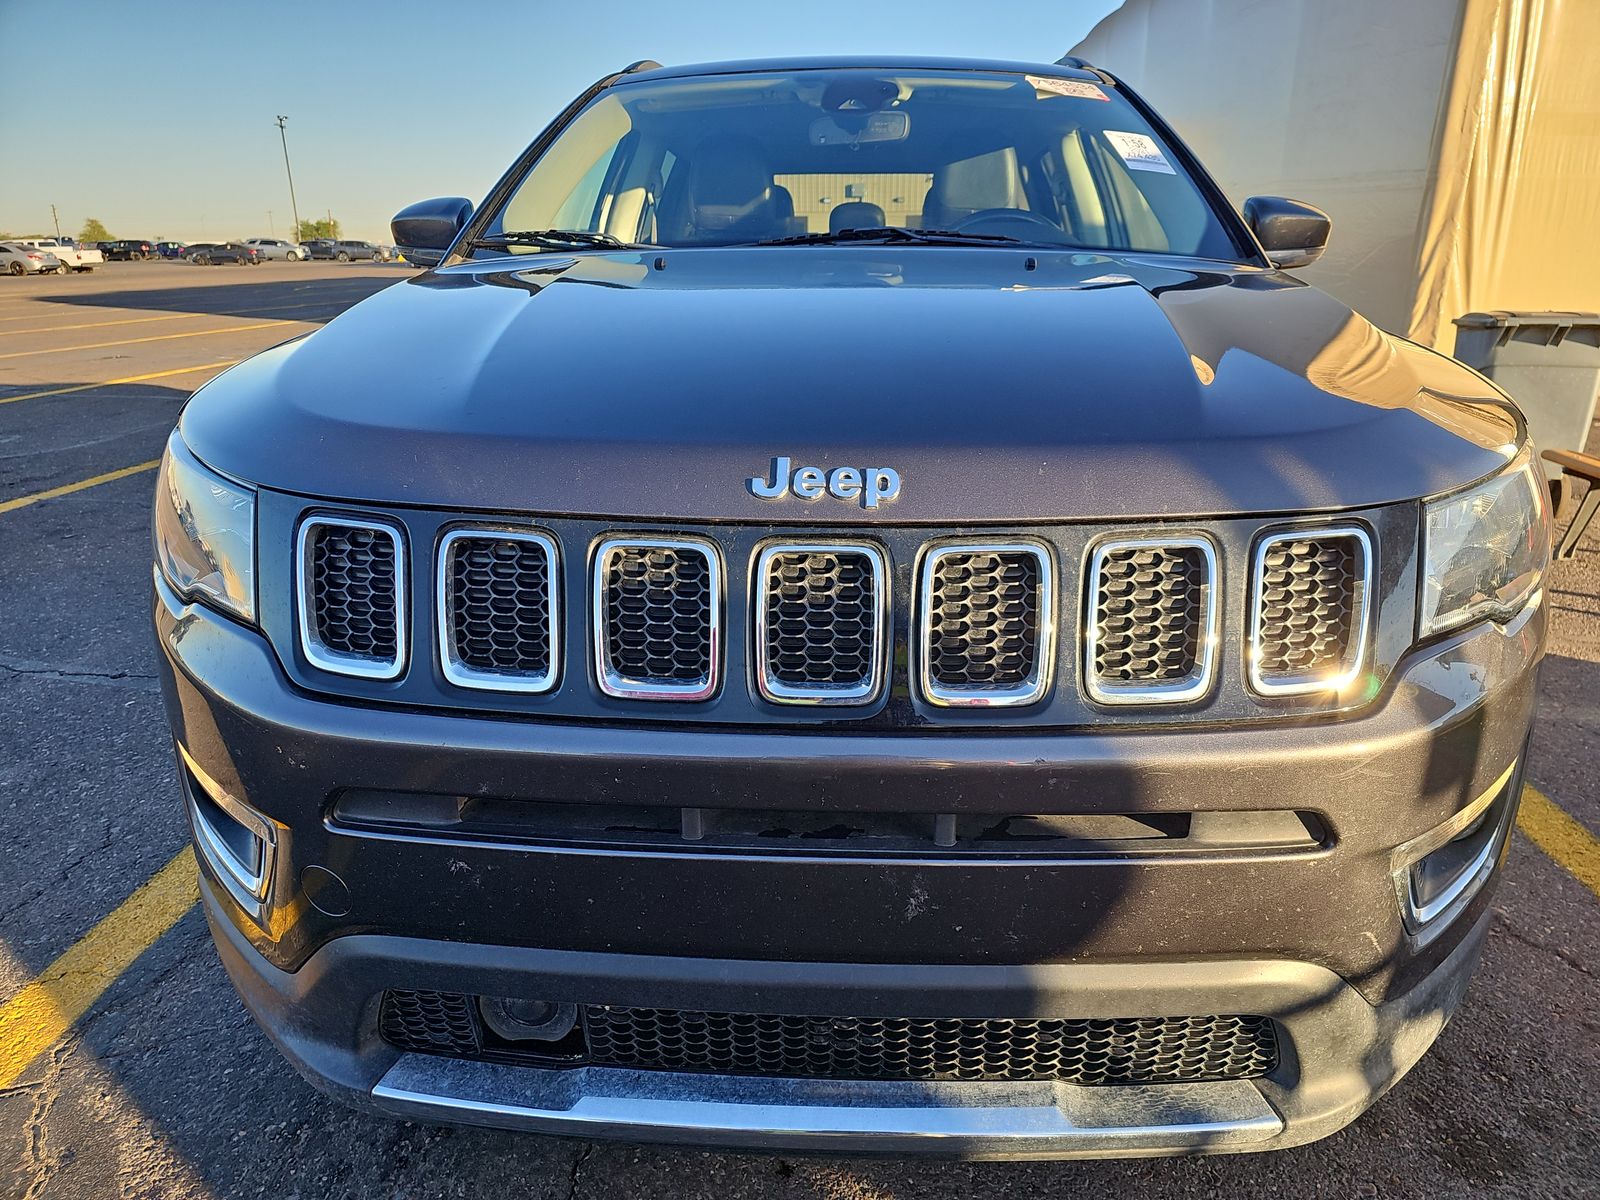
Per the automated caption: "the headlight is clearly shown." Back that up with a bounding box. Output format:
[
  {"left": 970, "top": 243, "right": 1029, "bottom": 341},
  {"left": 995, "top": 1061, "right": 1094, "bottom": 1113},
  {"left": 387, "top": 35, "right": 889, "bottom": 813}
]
[
  {"left": 1419, "top": 447, "right": 1550, "bottom": 638},
  {"left": 153, "top": 431, "right": 256, "bottom": 623}
]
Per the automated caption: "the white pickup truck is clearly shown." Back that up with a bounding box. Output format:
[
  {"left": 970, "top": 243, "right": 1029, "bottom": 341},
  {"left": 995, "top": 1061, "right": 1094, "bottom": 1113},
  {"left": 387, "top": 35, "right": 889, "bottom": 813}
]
[{"left": 14, "top": 238, "right": 103, "bottom": 273}]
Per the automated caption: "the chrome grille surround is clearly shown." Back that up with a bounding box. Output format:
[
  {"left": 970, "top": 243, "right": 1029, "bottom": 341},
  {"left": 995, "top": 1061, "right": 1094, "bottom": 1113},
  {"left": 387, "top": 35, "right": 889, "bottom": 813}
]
[
  {"left": 436, "top": 527, "right": 561, "bottom": 693},
  {"left": 295, "top": 515, "right": 406, "bottom": 680},
  {"left": 917, "top": 541, "right": 1055, "bottom": 708},
  {"left": 592, "top": 536, "right": 722, "bottom": 702},
  {"left": 1084, "top": 535, "right": 1218, "bottom": 706},
  {"left": 754, "top": 542, "right": 890, "bottom": 706},
  {"left": 1248, "top": 525, "right": 1373, "bottom": 696}
]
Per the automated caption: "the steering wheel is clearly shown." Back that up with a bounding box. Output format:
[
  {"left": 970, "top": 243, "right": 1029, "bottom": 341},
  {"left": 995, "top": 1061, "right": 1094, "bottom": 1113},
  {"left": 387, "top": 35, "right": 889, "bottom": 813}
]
[{"left": 949, "top": 208, "right": 1068, "bottom": 240}]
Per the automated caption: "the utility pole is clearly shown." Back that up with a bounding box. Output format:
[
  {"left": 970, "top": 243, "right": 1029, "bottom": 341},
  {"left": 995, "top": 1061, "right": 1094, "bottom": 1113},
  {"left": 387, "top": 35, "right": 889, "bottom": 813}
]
[
  {"left": 50, "top": 205, "right": 61, "bottom": 239},
  {"left": 268, "top": 210, "right": 275, "bottom": 238},
  {"left": 274, "top": 116, "right": 301, "bottom": 242}
]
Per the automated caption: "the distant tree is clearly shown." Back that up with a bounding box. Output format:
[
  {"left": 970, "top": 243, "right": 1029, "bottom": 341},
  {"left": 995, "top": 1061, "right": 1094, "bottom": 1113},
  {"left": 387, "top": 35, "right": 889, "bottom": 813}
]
[
  {"left": 79, "top": 217, "right": 113, "bottom": 242},
  {"left": 296, "top": 217, "right": 341, "bottom": 241}
]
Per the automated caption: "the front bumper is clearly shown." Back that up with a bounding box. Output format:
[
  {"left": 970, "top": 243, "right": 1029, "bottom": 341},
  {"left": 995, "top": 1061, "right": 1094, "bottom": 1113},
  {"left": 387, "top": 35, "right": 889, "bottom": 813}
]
[
  {"left": 205, "top": 878, "right": 1488, "bottom": 1158},
  {"left": 157, "top": 571, "right": 1542, "bottom": 1156}
]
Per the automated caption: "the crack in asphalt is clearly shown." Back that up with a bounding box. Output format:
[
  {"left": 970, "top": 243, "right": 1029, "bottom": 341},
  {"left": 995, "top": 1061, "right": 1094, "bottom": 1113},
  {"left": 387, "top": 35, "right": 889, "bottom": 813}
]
[
  {"left": 0, "top": 659, "right": 159, "bottom": 691},
  {"left": 564, "top": 1142, "right": 597, "bottom": 1200},
  {"left": 1491, "top": 909, "right": 1595, "bottom": 979},
  {"left": 0, "top": 818, "right": 116, "bottom": 927},
  {"left": 19, "top": 1034, "right": 80, "bottom": 1200}
]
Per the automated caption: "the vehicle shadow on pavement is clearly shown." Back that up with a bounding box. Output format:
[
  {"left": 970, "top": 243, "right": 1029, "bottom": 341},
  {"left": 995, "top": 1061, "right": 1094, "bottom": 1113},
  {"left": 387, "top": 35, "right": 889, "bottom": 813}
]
[{"left": 28, "top": 275, "right": 402, "bottom": 324}]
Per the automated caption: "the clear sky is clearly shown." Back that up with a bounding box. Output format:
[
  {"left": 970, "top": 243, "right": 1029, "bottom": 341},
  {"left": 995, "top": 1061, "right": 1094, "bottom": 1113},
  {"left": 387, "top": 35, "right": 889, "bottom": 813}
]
[{"left": 0, "top": 0, "right": 1120, "bottom": 244}]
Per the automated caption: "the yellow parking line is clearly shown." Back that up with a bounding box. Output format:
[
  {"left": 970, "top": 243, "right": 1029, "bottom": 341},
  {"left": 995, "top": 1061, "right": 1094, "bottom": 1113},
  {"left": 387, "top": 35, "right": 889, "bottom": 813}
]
[
  {"left": 0, "top": 320, "right": 291, "bottom": 361},
  {"left": 0, "top": 361, "right": 238, "bottom": 407},
  {"left": 0, "top": 459, "right": 160, "bottom": 515},
  {"left": 1519, "top": 784, "right": 1600, "bottom": 900},
  {"left": 0, "top": 311, "right": 221, "bottom": 337},
  {"left": 0, "top": 849, "right": 196, "bottom": 1088}
]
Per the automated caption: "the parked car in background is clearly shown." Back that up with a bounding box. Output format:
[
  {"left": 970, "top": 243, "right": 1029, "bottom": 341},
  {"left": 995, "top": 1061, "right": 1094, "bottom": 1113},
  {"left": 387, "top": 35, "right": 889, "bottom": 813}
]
[
  {"left": 301, "top": 239, "right": 336, "bottom": 260},
  {"left": 13, "top": 237, "right": 102, "bottom": 273},
  {"left": 155, "top": 241, "right": 190, "bottom": 259},
  {"left": 0, "top": 243, "right": 61, "bottom": 275},
  {"left": 104, "top": 239, "right": 156, "bottom": 261},
  {"left": 244, "top": 238, "right": 309, "bottom": 261},
  {"left": 189, "top": 242, "right": 261, "bottom": 266},
  {"left": 331, "top": 239, "right": 389, "bottom": 261}
]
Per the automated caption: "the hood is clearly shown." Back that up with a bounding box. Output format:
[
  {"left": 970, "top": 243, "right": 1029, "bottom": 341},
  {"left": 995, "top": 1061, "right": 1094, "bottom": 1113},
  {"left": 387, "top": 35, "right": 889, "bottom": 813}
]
[{"left": 180, "top": 248, "right": 1518, "bottom": 523}]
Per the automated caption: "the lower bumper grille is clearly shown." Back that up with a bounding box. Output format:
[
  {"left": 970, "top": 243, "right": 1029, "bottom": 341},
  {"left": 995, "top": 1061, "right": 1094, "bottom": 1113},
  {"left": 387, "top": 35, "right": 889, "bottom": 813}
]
[{"left": 379, "top": 991, "right": 1278, "bottom": 1086}]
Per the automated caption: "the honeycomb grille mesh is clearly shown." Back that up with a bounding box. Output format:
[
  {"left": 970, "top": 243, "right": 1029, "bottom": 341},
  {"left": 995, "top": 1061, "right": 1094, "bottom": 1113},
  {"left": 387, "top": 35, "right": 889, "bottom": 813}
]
[
  {"left": 307, "top": 523, "right": 399, "bottom": 661},
  {"left": 447, "top": 535, "right": 553, "bottom": 678},
  {"left": 926, "top": 549, "right": 1042, "bottom": 691},
  {"left": 377, "top": 991, "right": 1279, "bottom": 1085},
  {"left": 380, "top": 990, "right": 480, "bottom": 1056},
  {"left": 1092, "top": 543, "right": 1207, "bottom": 686},
  {"left": 1255, "top": 535, "right": 1363, "bottom": 680},
  {"left": 762, "top": 549, "right": 879, "bottom": 692},
  {"left": 602, "top": 543, "right": 715, "bottom": 685},
  {"left": 583, "top": 1007, "right": 1277, "bottom": 1085}
]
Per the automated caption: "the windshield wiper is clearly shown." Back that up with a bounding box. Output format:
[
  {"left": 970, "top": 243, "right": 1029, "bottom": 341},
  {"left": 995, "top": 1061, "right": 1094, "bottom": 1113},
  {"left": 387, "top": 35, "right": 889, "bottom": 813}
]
[
  {"left": 752, "top": 226, "right": 1025, "bottom": 248},
  {"left": 469, "top": 229, "right": 634, "bottom": 251}
]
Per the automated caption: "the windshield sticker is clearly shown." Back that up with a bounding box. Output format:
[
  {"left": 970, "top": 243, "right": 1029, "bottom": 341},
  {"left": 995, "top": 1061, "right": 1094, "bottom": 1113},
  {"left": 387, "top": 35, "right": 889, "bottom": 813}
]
[
  {"left": 1104, "top": 130, "right": 1176, "bottom": 174},
  {"left": 1026, "top": 75, "right": 1109, "bottom": 102}
]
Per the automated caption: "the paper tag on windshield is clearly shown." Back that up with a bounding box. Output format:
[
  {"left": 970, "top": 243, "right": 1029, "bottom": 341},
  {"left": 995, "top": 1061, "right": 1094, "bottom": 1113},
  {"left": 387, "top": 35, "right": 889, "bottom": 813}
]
[
  {"left": 1026, "top": 75, "right": 1109, "bottom": 102},
  {"left": 1104, "top": 130, "right": 1176, "bottom": 174}
]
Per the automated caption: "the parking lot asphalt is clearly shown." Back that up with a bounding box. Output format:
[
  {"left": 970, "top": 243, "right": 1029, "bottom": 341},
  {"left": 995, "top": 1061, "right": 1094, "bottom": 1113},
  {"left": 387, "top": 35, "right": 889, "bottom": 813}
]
[{"left": 0, "top": 261, "right": 1597, "bottom": 1199}]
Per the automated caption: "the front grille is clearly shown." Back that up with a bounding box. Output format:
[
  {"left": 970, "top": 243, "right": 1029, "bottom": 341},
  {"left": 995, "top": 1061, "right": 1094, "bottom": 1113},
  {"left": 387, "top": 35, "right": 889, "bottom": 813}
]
[
  {"left": 1086, "top": 537, "right": 1216, "bottom": 704},
  {"left": 378, "top": 991, "right": 1279, "bottom": 1086},
  {"left": 296, "top": 517, "right": 405, "bottom": 679},
  {"left": 920, "top": 543, "right": 1053, "bottom": 706},
  {"left": 1251, "top": 528, "right": 1371, "bottom": 694},
  {"left": 756, "top": 543, "right": 887, "bottom": 704},
  {"left": 438, "top": 529, "right": 559, "bottom": 692},
  {"left": 594, "top": 538, "right": 720, "bottom": 700}
]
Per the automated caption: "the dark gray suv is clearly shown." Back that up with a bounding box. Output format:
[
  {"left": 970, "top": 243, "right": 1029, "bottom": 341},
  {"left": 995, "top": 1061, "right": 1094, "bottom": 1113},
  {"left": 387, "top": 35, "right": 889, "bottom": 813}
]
[{"left": 152, "top": 55, "right": 1551, "bottom": 1159}]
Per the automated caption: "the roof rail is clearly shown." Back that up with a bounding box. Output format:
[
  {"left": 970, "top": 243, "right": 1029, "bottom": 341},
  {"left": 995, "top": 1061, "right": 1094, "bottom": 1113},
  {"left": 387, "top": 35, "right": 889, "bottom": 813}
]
[
  {"left": 620, "top": 59, "right": 663, "bottom": 74},
  {"left": 1055, "top": 55, "right": 1092, "bottom": 69}
]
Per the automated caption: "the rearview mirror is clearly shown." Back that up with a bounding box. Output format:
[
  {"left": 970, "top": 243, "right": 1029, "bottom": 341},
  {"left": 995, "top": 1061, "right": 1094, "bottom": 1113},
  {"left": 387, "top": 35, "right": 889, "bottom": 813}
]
[
  {"left": 809, "top": 111, "right": 910, "bottom": 147},
  {"left": 1243, "top": 196, "right": 1331, "bottom": 269},
  {"left": 391, "top": 197, "right": 474, "bottom": 268}
]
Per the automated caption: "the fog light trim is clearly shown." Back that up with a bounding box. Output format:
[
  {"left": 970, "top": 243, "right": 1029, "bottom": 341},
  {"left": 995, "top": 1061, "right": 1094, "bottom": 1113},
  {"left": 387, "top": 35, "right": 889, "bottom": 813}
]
[
  {"left": 180, "top": 745, "right": 276, "bottom": 915},
  {"left": 1392, "top": 759, "right": 1518, "bottom": 935}
]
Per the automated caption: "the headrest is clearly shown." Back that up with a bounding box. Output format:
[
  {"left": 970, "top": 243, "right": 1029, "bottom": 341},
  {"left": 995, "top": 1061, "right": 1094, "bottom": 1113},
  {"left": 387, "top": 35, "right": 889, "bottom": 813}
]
[
  {"left": 830, "top": 201, "right": 886, "bottom": 233},
  {"left": 687, "top": 135, "right": 774, "bottom": 212}
]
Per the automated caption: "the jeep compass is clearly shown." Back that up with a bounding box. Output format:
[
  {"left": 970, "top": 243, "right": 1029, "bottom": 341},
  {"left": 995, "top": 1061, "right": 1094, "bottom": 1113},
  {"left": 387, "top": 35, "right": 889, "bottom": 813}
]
[{"left": 152, "top": 56, "right": 1551, "bottom": 1158}]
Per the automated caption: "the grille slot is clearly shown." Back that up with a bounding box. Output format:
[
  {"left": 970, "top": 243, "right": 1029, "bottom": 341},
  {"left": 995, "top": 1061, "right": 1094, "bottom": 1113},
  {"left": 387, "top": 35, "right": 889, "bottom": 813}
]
[
  {"left": 919, "top": 542, "right": 1054, "bottom": 707},
  {"left": 296, "top": 517, "right": 405, "bottom": 679},
  {"left": 1086, "top": 536, "right": 1217, "bottom": 705},
  {"left": 594, "top": 537, "right": 720, "bottom": 701},
  {"left": 756, "top": 543, "right": 888, "bottom": 705},
  {"left": 438, "top": 528, "right": 560, "bottom": 692},
  {"left": 583, "top": 1007, "right": 1276, "bottom": 1085},
  {"left": 1250, "top": 527, "right": 1371, "bottom": 695}
]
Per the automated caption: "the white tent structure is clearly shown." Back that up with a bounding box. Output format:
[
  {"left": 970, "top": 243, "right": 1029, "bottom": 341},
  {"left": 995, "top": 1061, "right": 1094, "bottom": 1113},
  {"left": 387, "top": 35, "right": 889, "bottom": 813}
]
[{"left": 1071, "top": 0, "right": 1600, "bottom": 350}]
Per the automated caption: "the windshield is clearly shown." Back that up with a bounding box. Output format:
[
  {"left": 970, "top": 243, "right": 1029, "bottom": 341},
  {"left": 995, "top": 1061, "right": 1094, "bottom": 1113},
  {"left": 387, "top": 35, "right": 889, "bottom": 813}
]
[{"left": 478, "top": 68, "right": 1243, "bottom": 259}]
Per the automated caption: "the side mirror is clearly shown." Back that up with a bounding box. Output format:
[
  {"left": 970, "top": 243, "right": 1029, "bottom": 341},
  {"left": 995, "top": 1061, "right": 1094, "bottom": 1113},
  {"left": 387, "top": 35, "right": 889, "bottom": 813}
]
[
  {"left": 391, "top": 196, "right": 474, "bottom": 268},
  {"left": 1243, "top": 196, "right": 1331, "bottom": 269}
]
